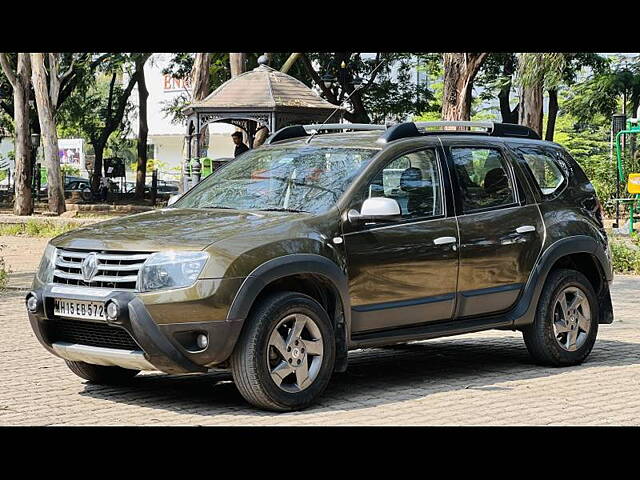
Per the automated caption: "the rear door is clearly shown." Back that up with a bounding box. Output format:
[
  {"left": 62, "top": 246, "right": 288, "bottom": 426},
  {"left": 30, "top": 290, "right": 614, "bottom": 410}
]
[{"left": 444, "top": 140, "right": 544, "bottom": 318}]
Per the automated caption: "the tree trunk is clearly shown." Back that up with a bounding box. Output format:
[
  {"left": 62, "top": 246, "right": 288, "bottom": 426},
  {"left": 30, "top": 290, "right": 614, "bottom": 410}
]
[
  {"left": 192, "top": 53, "right": 211, "bottom": 162},
  {"left": 191, "top": 53, "right": 211, "bottom": 101},
  {"left": 91, "top": 145, "right": 104, "bottom": 194},
  {"left": 519, "top": 82, "right": 544, "bottom": 137},
  {"left": 229, "top": 53, "right": 246, "bottom": 77},
  {"left": 6, "top": 54, "right": 34, "bottom": 215},
  {"left": 253, "top": 127, "right": 270, "bottom": 147},
  {"left": 30, "top": 53, "right": 65, "bottom": 214},
  {"left": 280, "top": 53, "right": 303, "bottom": 74},
  {"left": 545, "top": 88, "right": 559, "bottom": 141},
  {"left": 498, "top": 82, "right": 519, "bottom": 124},
  {"left": 135, "top": 55, "right": 150, "bottom": 200},
  {"left": 441, "top": 53, "right": 488, "bottom": 121}
]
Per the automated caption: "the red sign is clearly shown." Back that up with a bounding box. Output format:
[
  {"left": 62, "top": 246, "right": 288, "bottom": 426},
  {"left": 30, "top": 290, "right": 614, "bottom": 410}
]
[{"left": 163, "top": 74, "right": 191, "bottom": 92}]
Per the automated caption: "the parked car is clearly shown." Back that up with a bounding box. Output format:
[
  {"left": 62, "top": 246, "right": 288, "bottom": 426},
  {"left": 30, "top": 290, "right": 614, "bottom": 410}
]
[
  {"left": 26, "top": 121, "right": 613, "bottom": 411},
  {"left": 124, "top": 180, "right": 179, "bottom": 195}
]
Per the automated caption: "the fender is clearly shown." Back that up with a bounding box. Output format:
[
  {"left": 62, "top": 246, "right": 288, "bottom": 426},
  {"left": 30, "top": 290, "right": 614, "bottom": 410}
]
[
  {"left": 512, "top": 235, "right": 612, "bottom": 328},
  {"left": 226, "top": 254, "right": 351, "bottom": 371}
]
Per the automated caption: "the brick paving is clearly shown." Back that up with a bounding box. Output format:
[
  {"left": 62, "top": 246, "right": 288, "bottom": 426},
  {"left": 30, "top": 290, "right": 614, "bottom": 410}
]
[{"left": 1, "top": 234, "right": 639, "bottom": 425}]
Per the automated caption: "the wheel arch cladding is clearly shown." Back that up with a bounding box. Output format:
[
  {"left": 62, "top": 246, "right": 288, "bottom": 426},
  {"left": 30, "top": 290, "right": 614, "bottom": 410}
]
[
  {"left": 513, "top": 235, "right": 613, "bottom": 327},
  {"left": 226, "top": 254, "right": 351, "bottom": 372}
]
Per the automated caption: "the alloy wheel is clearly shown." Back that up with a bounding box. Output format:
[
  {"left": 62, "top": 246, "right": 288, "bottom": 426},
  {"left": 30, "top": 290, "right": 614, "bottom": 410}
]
[
  {"left": 267, "top": 313, "right": 324, "bottom": 393},
  {"left": 552, "top": 286, "right": 591, "bottom": 352}
]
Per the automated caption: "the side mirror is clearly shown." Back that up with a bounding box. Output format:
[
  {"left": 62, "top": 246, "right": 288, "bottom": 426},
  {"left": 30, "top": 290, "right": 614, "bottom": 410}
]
[
  {"left": 167, "top": 194, "right": 182, "bottom": 207},
  {"left": 348, "top": 197, "right": 401, "bottom": 224}
]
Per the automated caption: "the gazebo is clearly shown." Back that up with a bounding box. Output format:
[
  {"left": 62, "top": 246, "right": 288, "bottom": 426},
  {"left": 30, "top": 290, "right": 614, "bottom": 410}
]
[{"left": 181, "top": 56, "right": 343, "bottom": 190}]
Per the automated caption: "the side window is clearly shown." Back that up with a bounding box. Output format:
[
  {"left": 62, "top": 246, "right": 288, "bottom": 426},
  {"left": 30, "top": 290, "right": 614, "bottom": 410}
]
[
  {"left": 451, "top": 147, "right": 516, "bottom": 213},
  {"left": 365, "top": 149, "right": 443, "bottom": 220},
  {"left": 517, "top": 147, "right": 566, "bottom": 197}
]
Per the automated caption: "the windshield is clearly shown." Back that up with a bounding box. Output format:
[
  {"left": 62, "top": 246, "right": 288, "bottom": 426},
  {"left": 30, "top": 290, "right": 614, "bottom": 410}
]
[{"left": 174, "top": 146, "right": 378, "bottom": 214}]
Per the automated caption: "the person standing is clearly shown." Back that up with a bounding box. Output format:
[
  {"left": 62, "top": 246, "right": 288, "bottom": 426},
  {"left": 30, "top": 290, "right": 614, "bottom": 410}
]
[{"left": 232, "top": 131, "right": 249, "bottom": 157}]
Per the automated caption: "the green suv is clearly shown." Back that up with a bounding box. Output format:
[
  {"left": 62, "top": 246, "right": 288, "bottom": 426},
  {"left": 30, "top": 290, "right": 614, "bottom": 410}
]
[{"left": 26, "top": 121, "right": 614, "bottom": 411}]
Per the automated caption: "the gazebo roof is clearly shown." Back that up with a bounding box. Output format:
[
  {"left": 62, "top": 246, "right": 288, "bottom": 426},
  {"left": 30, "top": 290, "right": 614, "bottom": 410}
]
[{"left": 184, "top": 64, "right": 342, "bottom": 113}]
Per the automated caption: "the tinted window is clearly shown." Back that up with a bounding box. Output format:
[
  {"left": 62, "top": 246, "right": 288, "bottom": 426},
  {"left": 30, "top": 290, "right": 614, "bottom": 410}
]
[
  {"left": 365, "top": 149, "right": 443, "bottom": 220},
  {"left": 517, "top": 147, "right": 566, "bottom": 196},
  {"left": 451, "top": 147, "right": 516, "bottom": 213}
]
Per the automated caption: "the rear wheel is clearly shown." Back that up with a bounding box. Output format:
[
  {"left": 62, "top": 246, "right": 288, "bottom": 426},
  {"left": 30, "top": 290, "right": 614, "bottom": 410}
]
[
  {"left": 230, "top": 291, "right": 335, "bottom": 411},
  {"left": 65, "top": 360, "right": 139, "bottom": 385},
  {"left": 522, "top": 269, "right": 599, "bottom": 366}
]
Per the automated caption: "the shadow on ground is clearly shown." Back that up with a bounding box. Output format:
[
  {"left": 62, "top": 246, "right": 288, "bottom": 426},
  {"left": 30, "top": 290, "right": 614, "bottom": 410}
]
[{"left": 77, "top": 335, "right": 640, "bottom": 419}]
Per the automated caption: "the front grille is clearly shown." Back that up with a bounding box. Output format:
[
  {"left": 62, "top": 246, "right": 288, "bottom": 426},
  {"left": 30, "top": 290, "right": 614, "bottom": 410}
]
[
  {"left": 45, "top": 318, "right": 141, "bottom": 351},
  {"left": 53, "top": 248, "right": 151, "bottom": 291}
]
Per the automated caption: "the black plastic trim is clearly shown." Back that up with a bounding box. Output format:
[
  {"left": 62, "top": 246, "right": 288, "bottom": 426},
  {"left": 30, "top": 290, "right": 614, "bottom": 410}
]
[
  {"left": 27, "top": 286, "right": 207, "bottom": 374},
  {"left": 226, "top": 254, "right": 351, "bottom": 371}
]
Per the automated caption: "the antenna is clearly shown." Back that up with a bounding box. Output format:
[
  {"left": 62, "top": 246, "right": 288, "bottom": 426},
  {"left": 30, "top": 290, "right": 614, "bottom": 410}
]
[{"left": 306, "top": 57, "right": 388, "bottom": 144}]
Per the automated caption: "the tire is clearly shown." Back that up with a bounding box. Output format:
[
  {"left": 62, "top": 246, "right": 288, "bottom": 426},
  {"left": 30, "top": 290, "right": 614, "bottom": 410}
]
[
  {"left": 522, "top": 268, "right": 599, "bottom": 367},
  {"left": 65, "top": 360, "right": 139, "bottom": 385},
  {"left": 230, "top": 291, "right": 336, "bottom": 411}
]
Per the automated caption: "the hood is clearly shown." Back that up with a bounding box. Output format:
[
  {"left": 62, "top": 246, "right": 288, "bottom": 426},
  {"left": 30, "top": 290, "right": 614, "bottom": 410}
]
[{"left": 51, "top": 208, "right": 305, "bottom": 252}]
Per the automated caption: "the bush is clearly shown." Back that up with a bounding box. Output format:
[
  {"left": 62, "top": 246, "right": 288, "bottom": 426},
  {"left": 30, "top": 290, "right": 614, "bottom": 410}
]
[
  {"left": 0, "top": 244, "right": 7, "bottom": 289},
  {"left": 610, "top": 240, "right": 640, "bottom": 274}
]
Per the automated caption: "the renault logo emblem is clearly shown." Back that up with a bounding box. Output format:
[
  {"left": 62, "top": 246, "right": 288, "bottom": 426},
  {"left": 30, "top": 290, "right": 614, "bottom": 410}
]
[{"left": 81, "top": 253, "right": 99, "bottom": 282}]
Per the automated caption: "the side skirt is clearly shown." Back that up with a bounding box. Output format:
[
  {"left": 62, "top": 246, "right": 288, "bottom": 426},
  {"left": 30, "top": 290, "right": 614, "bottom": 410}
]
[{"left": 349, "top": 315, "right": 513, "bottom": 349}]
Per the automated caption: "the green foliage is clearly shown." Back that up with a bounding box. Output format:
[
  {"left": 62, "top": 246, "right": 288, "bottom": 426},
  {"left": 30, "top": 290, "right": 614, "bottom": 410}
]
[
  {"left": 610, "top": 238, "right": 640, "bottom": 274},
  {"left": 60, "top": 164, "right": 81, "bottom": 177},
  {"left": 563, "top": 59, "right": 640, "bottom": 123},
  {"left": 0, "top": 220, "right": 78, "bottom": 238},
  {"left": 517, "top": 53, "right": 567, "bottom": 90},
  {"left": 0, "top": 243, "right": 7, "bottom": 289},
  {"left": 553, "top": 113, "right": 616, "bottom": 208},
  {"left": 162, "top": 52, "right": 440, "bottom": 125}
]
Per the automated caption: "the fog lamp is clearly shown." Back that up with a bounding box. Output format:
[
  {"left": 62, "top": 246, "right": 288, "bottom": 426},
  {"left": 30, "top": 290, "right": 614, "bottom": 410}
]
[
  {"left": 26, "top": 294, "right": 38, "bottom": 313},
  {"left": 196, "top": 333, "right": 208, "bottom": 350},
  {"left": 106, "top": 301, "right": 120, "bottom": 321}
]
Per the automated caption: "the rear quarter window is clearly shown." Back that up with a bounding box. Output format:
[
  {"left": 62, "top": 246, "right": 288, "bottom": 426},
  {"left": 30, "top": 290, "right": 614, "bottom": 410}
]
[{"left": 516, "top": 147, "right": 568, "bottom": 199}]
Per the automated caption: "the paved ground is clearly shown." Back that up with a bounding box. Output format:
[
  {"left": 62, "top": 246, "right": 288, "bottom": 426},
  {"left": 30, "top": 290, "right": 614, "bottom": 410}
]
[{"left": 1, "top": 235, "right": 639, "bottom": 425}]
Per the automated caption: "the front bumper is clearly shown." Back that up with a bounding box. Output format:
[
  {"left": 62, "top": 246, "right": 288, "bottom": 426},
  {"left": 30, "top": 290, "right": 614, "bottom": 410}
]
[{"left": 26, "top": 284, "right": 244, "bottom": 374}]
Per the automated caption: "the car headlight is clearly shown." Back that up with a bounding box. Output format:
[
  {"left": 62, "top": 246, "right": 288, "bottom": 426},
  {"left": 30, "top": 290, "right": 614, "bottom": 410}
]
[
  {"left": 37, "top": 243, "right": 57, "bottom": 283},
  {"left": 138, "top": 251, "right": 209, "bottom": 292}
]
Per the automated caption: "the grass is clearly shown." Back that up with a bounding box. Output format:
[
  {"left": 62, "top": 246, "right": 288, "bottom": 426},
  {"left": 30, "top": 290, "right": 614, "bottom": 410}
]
[
  {"left": 0, "top": 244, "right": 7, "bottom": 289},
  {"left": 0, "top": 220, "right": 79, "bottom": 238}
]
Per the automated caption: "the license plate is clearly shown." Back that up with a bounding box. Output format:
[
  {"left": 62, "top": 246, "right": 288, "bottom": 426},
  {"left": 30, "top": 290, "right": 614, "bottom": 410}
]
[{"left": 53, "top": 298, "right": 106, "bottom": 321}]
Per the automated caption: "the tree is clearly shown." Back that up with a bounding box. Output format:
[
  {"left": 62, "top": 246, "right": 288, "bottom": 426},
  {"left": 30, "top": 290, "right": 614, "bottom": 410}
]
[
  {"left": 30, "top": 53, "right": 67, "bottom": 214},
  {"left": 441, "top": 53, "right": 488, "bottom": 121},
  {"left": 134, "top": 53, "right": 152, "bottom": 200},
  {"left": 516, "top": 53, "right": 566, "bottom": 137},
  {"left": 58, "top": 55, "right": 139, "bottom": 193},
  {"left": 0, "top": 53, "right": 33, "bottom": 215},
  {"left": 229, "top": 53, "right": 247, "bottom": 78},
  {"left": 475, "top": 53, "right": 519, "bottom": 123},
  {"left": 161, "top": 52, "right": 437, "bottom": 127}
]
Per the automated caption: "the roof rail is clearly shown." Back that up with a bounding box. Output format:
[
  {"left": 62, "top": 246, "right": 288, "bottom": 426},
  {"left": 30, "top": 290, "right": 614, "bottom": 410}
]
[
  {"left": 377, "top": 121, "right": 540, "bottom": 143},
  {"left": 265, "top": 123, "right": 387, "bottom": 145}
]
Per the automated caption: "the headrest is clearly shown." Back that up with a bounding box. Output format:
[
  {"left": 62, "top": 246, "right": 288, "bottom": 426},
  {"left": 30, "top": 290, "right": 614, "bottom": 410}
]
[{"left": 400, "top": 167, "right": 423, "bottom": 192}]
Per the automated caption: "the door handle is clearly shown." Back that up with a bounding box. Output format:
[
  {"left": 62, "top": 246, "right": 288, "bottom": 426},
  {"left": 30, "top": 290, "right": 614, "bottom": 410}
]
[
  {"left": 515, "top": 225, "right": 536, "bottom": 234},
  {"left": 434, "top": 236, "right": 457, "bottom": 245}
]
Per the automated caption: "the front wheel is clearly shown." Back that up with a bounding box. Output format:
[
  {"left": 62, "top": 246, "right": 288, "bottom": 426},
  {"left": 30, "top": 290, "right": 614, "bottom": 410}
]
[
  {"left": 522, "top": 269, "right": 599, "bottom": 366},
  {"left": 230, "top": 292, "right": 336, "bottom": 411}
]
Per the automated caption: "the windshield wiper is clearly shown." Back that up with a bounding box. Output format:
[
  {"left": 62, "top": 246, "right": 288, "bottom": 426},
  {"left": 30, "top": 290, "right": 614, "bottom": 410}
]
[{"left": 257, "top": 207, "right": 309, "bottom": 213}]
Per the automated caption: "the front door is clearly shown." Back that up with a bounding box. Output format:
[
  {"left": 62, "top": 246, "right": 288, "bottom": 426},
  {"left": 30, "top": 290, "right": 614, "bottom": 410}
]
[
  {"left": 447, "top": 145, "right": 544, "bottom": 318},
  {"left": 343, "top": 147, "right": 459, "bottom": 333}
]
